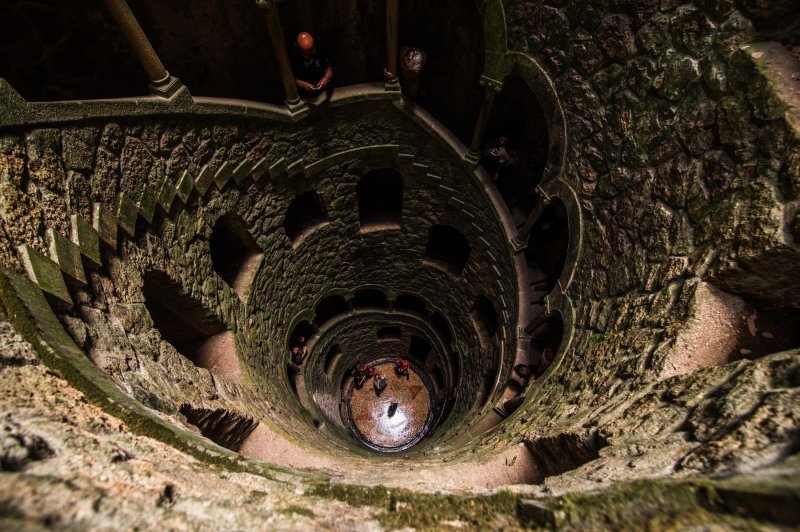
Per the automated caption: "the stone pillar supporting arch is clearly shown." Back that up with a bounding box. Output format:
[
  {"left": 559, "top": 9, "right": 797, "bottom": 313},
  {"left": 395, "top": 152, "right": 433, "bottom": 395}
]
[{"left": 101, "top": 0, "right": 183, "bottom": 97}]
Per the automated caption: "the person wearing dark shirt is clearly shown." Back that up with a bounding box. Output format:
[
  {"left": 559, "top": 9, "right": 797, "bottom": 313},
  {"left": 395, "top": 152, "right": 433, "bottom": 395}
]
[
  {"left": 292, "top": 32, "right": 333, "bottom": 99},
  {"left": 394, "top": 358, "right": 410, "bottom": 379},
  {"left": 481, "top": 134, "right": 519, "bottom": 180},
  {"left": 291, "top": 346, "right": 307, "bottom": 366},
  {"left": 373, "top": 373, "right": 387, "bottom": 396},
  {"left": 354, "top": 364, "right": 374, "bottom": 389}
]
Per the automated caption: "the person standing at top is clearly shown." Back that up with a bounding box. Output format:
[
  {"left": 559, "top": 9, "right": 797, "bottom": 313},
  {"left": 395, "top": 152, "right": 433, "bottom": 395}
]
[{"left": 292, "top": 32, "right": 333, "bottom": 99}]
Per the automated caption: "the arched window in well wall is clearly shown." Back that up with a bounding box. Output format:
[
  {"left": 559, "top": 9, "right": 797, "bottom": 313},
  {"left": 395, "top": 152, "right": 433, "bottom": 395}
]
[
  {"left": 357, "top": 169, "right": 403, "bottom": 231},
  {"left": 425, "top": 224, "right": 470, "bottom": 276},
  {"left": 484, "top": 74, "right": 550, "bottom": 224},
  {"left": 210, "top": 213, "right": 263, "bottom": 300},
  {"left": 284, "top": 191, "right": 329, "bottom": 245},
  {"left": 470, "top": 295, "right": 499, "bottom": 349}
]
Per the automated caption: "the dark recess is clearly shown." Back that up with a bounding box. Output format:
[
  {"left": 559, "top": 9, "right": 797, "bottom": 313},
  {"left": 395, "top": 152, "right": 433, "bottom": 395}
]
[
  {"left": 377, "top": 326, "right": 402, "bottom": 340},
  {"left": 141, "top": 270, "right": 227, "bottom": 364},
  {"left": 0, "top": 0, "right": 143, "bottom": 100},
  {"left": 431, "top": 311, "right": 453, "bottom": 347},
  {"left": 471, "top": 295, "right": 499, "bottom": 348},
  {"left": 324, "top": 344, "right": 341, "bottom": 375},
  {"left": 353, "top": 288, "right": 389, "bottom": 309},
  {"left": 357, "top": 169, "right": 403, "bottom": 230},
  {"left": 130, "top": 0, "right": 284, "bottom": 103},
  {"left": 289, "top": 320, "right": 315, "bottom": 348},
  {"left": 394, "top": 294, "right": 427, "bottom": 315},
  {"left": 425, "top": 225, "right": 471, "bottom": 276},
  {"left": 314, "top": 295, "right": 350, "bottom": 326},
  {"left": 209, "top": 213, "right": 262, "bottom": 297},
  {"left": 409, "top": 335, "right": 432, "bottom": 363},
  {"left": 285, "top": 191, "right": 328, "bottom": 244},
  {"left": 526, "top": 200, "right": 568, "bottom": 290},
  {"left": 398, "top": 0, "right": 484, "bottom": 144},
  {"left": 485, "top": 74, "right": 550, "bottom": 221},
  {"left": 524, "top": 431, "right": 609, "bottom": 483},
  {"left": 179, "top": 404, "right": 259, "bottom": 452}
]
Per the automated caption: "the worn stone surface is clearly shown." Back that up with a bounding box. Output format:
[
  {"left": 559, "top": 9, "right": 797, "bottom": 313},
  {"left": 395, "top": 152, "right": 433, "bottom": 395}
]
[{"left": 0, "top": 0, "right": 798, "bottom": 528}]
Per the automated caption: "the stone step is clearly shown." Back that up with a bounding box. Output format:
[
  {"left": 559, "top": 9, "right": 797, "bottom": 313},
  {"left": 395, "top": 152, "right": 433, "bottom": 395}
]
[
  {"left": 17, "top": 244, "right": 72, "bottom": 307},
  {"left": 46, "top": 228, "right": 87, "bottom": 286}
]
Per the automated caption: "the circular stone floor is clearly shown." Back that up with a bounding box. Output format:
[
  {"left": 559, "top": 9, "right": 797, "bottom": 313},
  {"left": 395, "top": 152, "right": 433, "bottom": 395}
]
[{"left": 349, "top": 362, "right": 431, "bottom": 450}]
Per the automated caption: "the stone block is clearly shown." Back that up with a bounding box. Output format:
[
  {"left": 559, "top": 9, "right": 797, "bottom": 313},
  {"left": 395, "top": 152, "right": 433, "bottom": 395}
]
[
  {"left": 92, "top": 203, "right": 118, "bottom": 249},
  {"left": 70, "top": 215, "right": 101, "bottom": 269},
  {"left": 232, "top": 159, "right": 254, "bottom": 185},
  {"left": 115, "top": 193, "right": 138, "bottom": 236},
  {"left": 194, "top": 164, "right": 214, "bottom": 196},
  {"left": 17, "top": 244, "right": 72, "bottom": 306},
  {"left": 286, "top": 159, "right": 305, "bottom": 178},
  {"left": 157, "top": 175, "right": 177, "bottom": 211},
  {"left": 137, "top": 186, "right": 158, "bottom": 224},
  {"left": 46, "top": 228, "right": 87, "bottom": 285},
  {"left": 175, "top": 169, "right": 194, "bottom": 204},
  {"left": 250, "top": 158, "right": 268, "bottom": 183},
  {"left": 268, "top": 158, "right": 287, "bottom": 179},
  {"left": 213, "top": 161, "right": 233, "bottom": 190}
]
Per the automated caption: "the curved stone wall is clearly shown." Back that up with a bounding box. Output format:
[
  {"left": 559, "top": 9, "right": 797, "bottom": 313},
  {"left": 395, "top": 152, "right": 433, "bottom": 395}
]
[{"left": 1, "top": 0, "right": 799, "bottom": 527}]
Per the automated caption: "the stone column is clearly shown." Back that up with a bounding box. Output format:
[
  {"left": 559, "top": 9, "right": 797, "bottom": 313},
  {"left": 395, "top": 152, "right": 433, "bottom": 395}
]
[
  {"left": 522, "top": 307, "right": 550, "bottom": 337},
  {"left": 101, "top": 0, "right": 181, "bottom": 97},
  {"left": 257, "top": 0, "right": 306, "bottom": 114},
  {"left": 465, "top": 77, "right": 502, "bottom": 162},
  {"left": 385, "top": 0, "right": 400, "bottom": 87},
  {"left": 511, "top": 185, "right": 550, "bottom": 251}
]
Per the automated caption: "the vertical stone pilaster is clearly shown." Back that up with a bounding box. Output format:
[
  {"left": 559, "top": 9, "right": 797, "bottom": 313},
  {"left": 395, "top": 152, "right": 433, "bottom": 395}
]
[
  {"left": 466, "top": 76, "right": 502, "bottom": 162},
  {"left": 101, "top": 0, "right": 182, "bottom": 97},
  {"left": 257, "top": 0, "right": 306, "bottom": 115}
]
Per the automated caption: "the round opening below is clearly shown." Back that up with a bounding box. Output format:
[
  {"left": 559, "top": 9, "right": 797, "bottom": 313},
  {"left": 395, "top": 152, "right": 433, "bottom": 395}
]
[{"left": 345, "top": 360, "right": 433, "bottom": 452}]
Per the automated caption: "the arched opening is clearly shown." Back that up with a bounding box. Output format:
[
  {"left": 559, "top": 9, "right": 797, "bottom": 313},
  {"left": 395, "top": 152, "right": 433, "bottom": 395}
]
[
  {"left": 394, "top": 294, "right": 427, "bottom": 315},
  {"left": 209, "top": 213, "right": 263, "bottom": 301},
  {"left": 430, "top": 312, "right": 453, "bottom": 348},
  {"left": 409, "top": 335, "right": 432, "bottom": 364},
  {"left": 284, "top": 191, "right": 329, "bottom": 245},
  {"left": 484, "top": 75, "right": 550, "bottom": 224},
  {"left": 352, "top": 288, "right": 388, "bottom": 309},
  {"left": 398, "top": 0, "right": 485, "bottom": 143},
  {"left": 0, "top": 0, "right": 144, "bottom": 100},
  {"left": 288, "top": 320, "right": 315, "bottom": 349},
  {"left": 313, "top": 295, "right": 350, "bottom": 326},
  {"left": 130, "top": 0, "right": 284, "bottom": 103},
  {"left": 431, "top": 366, "right": 445, "bottom": 396},
  {"left": 470, "top": 295, "right": 499, "bottom": 349},
  {"left": 377, "top": 326, "right": 402, "bottom": 341},
  {"left": 526, "top": 199, "right": 568, "bottom": 292},
  {"left": 529, "top": 314, "right": 564, "bottom": 379},
  {"left": 357, "top": 169, "right": 403, "bottom": 231},
  {"left": 179, "top": 404, "right": 258, "bottom": 452},
  {"left": 141, "top": 270, "right": 240, "bottom": 380},
  {"left": 424, "top": 225, "right": 470, "bottom": 276},
  {"left": 276, "top": 0, "right": 386, "bottom": 88},
  {"left": 450, "top": 351, "right": 461, "bottom": 386}
]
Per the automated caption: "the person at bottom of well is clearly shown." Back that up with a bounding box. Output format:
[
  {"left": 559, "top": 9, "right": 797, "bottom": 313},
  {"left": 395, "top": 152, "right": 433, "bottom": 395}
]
[
  {"left": 373, "top": 373, "right": 387, "bottom": 396},
  {"left": 354, "top": 364, "right": 374, "bottom": 389},
  {"left": 394, "top": 357, "right": 410, "bottom": 379}
]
